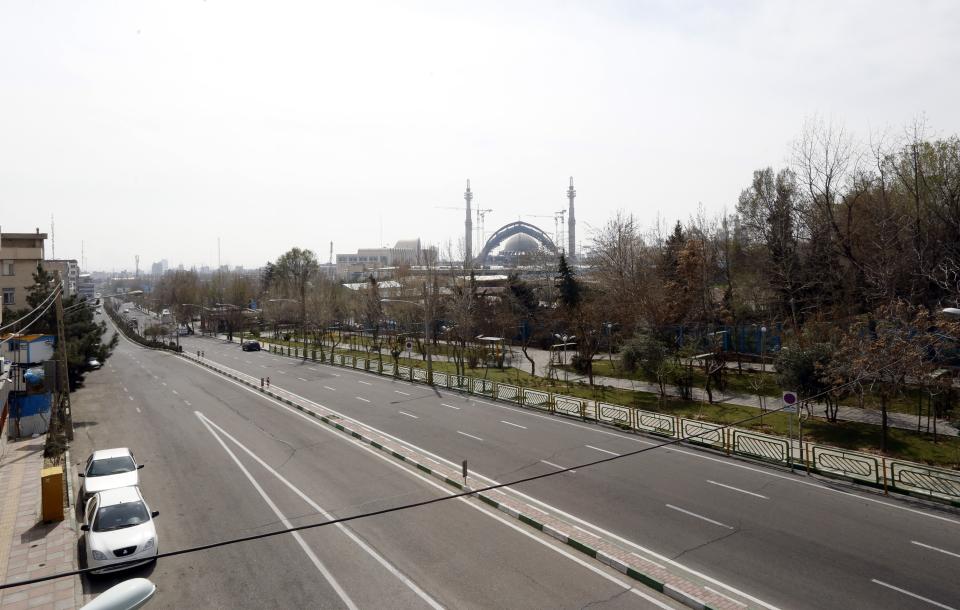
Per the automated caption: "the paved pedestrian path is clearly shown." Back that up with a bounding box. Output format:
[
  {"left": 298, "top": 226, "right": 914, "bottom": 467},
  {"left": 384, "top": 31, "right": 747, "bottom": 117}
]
[{"left": 0, "top": 437, "right": 79, "bottom": 610}]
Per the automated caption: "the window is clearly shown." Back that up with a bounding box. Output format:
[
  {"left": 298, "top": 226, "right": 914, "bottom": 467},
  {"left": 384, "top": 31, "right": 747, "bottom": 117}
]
[
  {"left": 0, "top": 260, "right": 12, "bottom": 276},
  {"left": 2, "top": 288, "right": 14, "bottom": 305}
]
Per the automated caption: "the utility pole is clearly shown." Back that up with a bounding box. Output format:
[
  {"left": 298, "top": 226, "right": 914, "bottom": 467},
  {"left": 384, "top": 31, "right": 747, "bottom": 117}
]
[{"left": 53, "top": 274, "right": 73, "bottom": 442}]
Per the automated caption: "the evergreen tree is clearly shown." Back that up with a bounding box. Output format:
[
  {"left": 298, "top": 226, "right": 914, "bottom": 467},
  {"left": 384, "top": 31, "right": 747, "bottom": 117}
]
[{"left": 556, "top": 253, "right": 580, "bottom": 310}]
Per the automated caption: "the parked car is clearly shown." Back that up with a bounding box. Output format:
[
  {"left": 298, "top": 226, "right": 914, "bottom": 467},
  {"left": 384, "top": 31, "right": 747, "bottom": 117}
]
[
  {"left": 79, "top": 448, "right": 144, "bottom": 506},
  {"left": 81, "top": 487, "right": 159, "bottom": 574},
  {"left": 241, "top": 340, "right": 261, "bottom": 352},
  {"left": 87, "top": 358, "right": 102, "bottom": 370},
  {"left": 123, "top": 308, "right": 130, "bottom": 313}
]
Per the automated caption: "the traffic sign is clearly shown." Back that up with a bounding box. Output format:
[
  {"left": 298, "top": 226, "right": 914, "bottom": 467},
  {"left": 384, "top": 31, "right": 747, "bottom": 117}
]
[
  {"left": 405, "top": 340, "right": 413, "bottom": 351},
  {"left": 782, "top": 391, "right": 798, "bottom": 413}
]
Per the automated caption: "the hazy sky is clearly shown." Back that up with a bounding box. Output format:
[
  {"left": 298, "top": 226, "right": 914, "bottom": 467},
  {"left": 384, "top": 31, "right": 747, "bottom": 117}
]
[{"left": 2, "top": 1, "right": 959, "bottom": 271}]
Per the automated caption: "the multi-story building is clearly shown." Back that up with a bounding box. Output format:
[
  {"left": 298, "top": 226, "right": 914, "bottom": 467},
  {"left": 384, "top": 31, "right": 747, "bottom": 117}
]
[
  {"left": 43, "top": 259, "right": 80, "bottom": 297},
  {"left": 0, "top": 230, "right": 47, "bottom": 322},
  {"left": 336, "top": 239, "right": 437, "bottom": 279},
  {"left": 78, "top": 273, "right": 95, "bottom": 301}
]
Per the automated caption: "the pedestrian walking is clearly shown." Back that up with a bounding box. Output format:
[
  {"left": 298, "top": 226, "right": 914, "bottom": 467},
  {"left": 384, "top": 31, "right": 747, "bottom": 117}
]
[{"left": 266, "top": 377, "right": 271, "bottom": 388}]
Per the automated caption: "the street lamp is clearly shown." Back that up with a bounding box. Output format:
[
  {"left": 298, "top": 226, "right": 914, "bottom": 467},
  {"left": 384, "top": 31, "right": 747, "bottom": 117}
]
[
  {"left": 553, "top": 333, "right": 575, "bottom": 384},
  {"left": 382, "top": 298, "right": 433, "bottom": 383}
]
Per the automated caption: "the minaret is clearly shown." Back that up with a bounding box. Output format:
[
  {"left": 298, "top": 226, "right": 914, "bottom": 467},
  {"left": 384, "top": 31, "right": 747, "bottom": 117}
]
[
  {"left": 567, "top": 176, "right": 576, "bottom": 262},
  {"left": 464, "top": 179, "right": 474, "bottom": 267}
]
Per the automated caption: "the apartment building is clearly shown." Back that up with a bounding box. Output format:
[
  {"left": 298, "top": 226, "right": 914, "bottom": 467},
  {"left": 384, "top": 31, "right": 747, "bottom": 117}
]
[
  {"left": 0, "top": 230, "right": 47, "bottom": 322},
  {"left": 43, "top": 259, "right": 80, "bottom": 297}
]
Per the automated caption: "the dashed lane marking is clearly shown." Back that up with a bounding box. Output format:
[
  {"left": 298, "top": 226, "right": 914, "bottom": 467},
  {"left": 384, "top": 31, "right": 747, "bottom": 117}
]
[
  {"left": 500, "top": 420, "right": 527, "bottom": 429},
  {"left": 398, "top": 411, "right": 419, "bottom": 419},
  {"left": 456, "top": 430, "right": 483, "bottom": 442},
  {"left": 585, "top": 444, "right": 620, "bottom": 457},
  {"left": 541, "top": 460, "right": 576, "bottom": 474},
  {"left": 356, "top": 397, "right": 370, "bottom": 403},
  {"left": 665, "top": 504, "right": 734, "bottom": 530}
]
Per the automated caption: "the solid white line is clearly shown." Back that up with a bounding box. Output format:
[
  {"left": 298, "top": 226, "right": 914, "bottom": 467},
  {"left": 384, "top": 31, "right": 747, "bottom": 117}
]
[
  {"left": 398, "top": 411, "right": 419, "bottom": 419},
  {"left": 707, "top": 480, "right": 769, "bottom": 500},
  {"left": 297, "top": 377, "right": 308, "bottom": 382},
  {"left": 323, "top": 386, "right": 337, "bottom": 392},
  {"left": 195, "top": 413, "right": 358, "bottom": 610},
  {"left": 585, "top": 444, "right": 620, "bottom": 457},
  {"left": 177, "top": 355, "right": 778, "bottom": 609},
  {"left": 541, "top": 460, "right": 576, "bottom": 473},
  {"left": 911, "top": 541, "right": 960, "bottom": 559},
  {"left": 666, "top": 504, "right": 734, "bottom": 530},
  {"left": 457, "top": 431, "right": 483, "bottom": 441},
  {"left": 196, "top": 413, "right": 443, "bottom": 610},
  {"left": 704, "top": 586, "right": 748, "bottom": 608},
  {"left": 394, "top": 390, "right": 410, "bottom": 396},
  {"left": 358, "top": 380, "right": 371, "bottom": 385},
  {"left": 441, "top": 403, "right": 460, "bottom": 410},
  {"left": 500, "top": 420, "right": 527, "bottom": 429},
  {"left": 629, "top": 552, "right": 665, "bottom": 570},
  {"left": 871, "top": 579, "right": 956, "bottom": 609},
  {"left": 356, "top": 397, "right": 370, "bottom": 403}
]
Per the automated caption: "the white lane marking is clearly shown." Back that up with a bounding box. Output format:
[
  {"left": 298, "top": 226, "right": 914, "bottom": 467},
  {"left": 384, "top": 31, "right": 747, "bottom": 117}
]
[
  {"left": 441, "top": 403, "right": 460, "bottom": 410},
  {"left": 911, "top": 541, "right": 960, "bottom": 559},
  {"left": 394, "top": 390, "right": 410, "bottom": 396},
  {"left": 245, "top": 360, "right": 252, "bottom": 364},
  {"left": 541, "top": 460, "right": 576, "bottom": 474},
  {"left": 704, "top": 586, "right": 747, "bottom": 608},
  {"left": 323, "top": 386, "right": 337, "bottom": 392},
  {"left": 246, "top": 399, "right": 675, "bottom": 610},
  {"left": 179, "top": 356, "right": 778, "bottom": 609},
  {"left": 585, "top": 444, "right": 620, "bottom": 457},
  {"left": 500, "top": 420, "right": 527, "bottom": 430},
  {"left": 356, "top": 397, "right": 370, "bottom": 403},
  {"left": 457, "top": 431, "right": 483, "bottom": 442},
  {"left": 278, "top": 370, "right": 287, "bottom": 375},
  {"left": 297, "top": 377, "right": 308, "bottom": 382},
  {"left": 398, "top": 411, "right": 419, "bottom": 419},
  {"left": 331, "top": 373, "right": 341, "bottom": 377},
  {"left": 196, "top": 413, "right": 444, "bottom": 610},
  {"left": 172, "top": 390, "right": 179, "bottom": 396},
  {"left": 308, "top": 367, "right": 319, "bottom": 372},
  {"left": 707, "top": 480, "right": 769, "bottom": 500},
  {"left": 260, "top": 365, "right": 268, "bottom": 368},
  {"left": 184, "top": 400, "right": 192, "bottom": 407},
  {"left": 358, "top": 380, "right": 371, "bottom": 385},
  {"left": 161, "top": 382, "right": 167, "bottom": 386},
  {"left": 128, "top": 396, "right": 134, "bottom": 402},
  {"left": 135, "top": 407, "right": 141, "bottom": 413},
  {"left": 666, "top": 504, "right": 734, "bottom": 530},
  {"left": 195, "top": 414, "right": 359, "bottom": 610},
  {"left": 871, "top": 579, "right": 955, "bottom": 609},
  {"left": 123, "top": 387, "right": 128, "bottom": 392}
]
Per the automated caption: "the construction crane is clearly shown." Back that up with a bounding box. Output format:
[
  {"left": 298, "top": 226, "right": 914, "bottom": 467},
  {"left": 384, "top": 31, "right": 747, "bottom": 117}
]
[
  {"left": 524, "top": 213, "right": 565, "bottom": 250},
  {"left": 435, "top": 205, "right": 494, "bottom": 248}
]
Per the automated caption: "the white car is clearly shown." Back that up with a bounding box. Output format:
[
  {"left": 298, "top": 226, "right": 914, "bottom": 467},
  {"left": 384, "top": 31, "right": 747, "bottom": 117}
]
[
  {"left": 79, "top": 448, "right": 143, "bottom": 506},
  {"left": 82, "top": 487, "right": 159, "bottom": 574},
  {"left": 86, "top": 358, "right": 102, "bottom": 370}
]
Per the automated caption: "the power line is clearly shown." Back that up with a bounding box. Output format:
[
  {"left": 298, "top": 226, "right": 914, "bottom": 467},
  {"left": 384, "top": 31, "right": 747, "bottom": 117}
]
[
  {"left": 0, "top": 286, "right": 60, "bottom": 334},
  {"left": 0, "top": 286, "right": 63, "bottom": 348}
]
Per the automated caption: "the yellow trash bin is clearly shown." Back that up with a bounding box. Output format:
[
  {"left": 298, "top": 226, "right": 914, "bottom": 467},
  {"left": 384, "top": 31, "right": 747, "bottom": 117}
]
[{"left": 41, "top": 466, "right": 65, "bottom": 522}]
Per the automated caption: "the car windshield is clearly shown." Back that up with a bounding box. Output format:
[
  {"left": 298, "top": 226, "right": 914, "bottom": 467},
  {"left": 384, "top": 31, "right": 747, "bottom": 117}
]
[
  {"left": 87, "top": 456, "right": 136, "bottom": 477},
  {"left": 93, "top": 501, "right": 150, "bottom": 532}
]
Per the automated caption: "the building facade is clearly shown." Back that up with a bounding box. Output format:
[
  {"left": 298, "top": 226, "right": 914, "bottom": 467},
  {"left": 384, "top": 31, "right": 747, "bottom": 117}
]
[
  {"left": 0, "top": 230, "right": 48, "bottom": 321},
  {"left": 336, "top": 239, "right": 438, "bottom": 278},
  {"left": 43, "top": 259, "right": 80, "bottom": 297}
]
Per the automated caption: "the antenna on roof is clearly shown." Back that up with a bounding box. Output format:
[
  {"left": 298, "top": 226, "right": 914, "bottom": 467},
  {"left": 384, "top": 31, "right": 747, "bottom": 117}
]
[{"left": 51, "top": 214, "right": 55, "bottom": 259}]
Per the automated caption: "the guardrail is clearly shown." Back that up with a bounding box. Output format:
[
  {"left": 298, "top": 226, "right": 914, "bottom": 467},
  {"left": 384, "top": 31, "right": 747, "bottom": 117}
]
[{"left": 217, "top": 336, "right": 960, "bottom": 506}]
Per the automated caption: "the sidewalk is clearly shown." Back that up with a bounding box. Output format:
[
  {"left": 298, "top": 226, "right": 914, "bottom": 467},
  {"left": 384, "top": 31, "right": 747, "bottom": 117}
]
[{"left": 0, "top": 437, "right": 80, "bottom": 610}]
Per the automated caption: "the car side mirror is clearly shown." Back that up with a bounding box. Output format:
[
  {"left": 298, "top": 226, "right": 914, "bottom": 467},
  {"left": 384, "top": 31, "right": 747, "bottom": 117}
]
[
  {"left": 80, "top": 525, "right": 90, "bottom": 531},
  {"left": 151, "top": 511, "right": 159, "bottom": 518},
  {"left": 137, "top": 464, "right": 145, "bottom": 470},
  {"left": 78, "top": 473, "right": 85, "bottom": 478}
]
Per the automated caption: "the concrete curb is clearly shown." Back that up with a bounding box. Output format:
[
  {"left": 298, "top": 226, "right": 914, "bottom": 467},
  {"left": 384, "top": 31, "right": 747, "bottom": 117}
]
[{"left": 184, "top": 353, "right": 734, "bottom": 610}]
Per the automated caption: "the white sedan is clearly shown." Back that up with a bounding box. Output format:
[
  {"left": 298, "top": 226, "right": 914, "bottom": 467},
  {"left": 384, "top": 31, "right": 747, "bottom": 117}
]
[
  {"left": 82, "top": 487, "right": 159, "bottom": 574},
  {"left": 79, "top": 448, "right": 143, "bottom": 506}
]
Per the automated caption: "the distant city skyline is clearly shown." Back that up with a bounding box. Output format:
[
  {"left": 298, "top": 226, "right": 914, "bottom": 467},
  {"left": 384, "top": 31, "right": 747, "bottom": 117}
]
[{"left": 3, "top": 1, "right": 959, "bottom": 270}]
